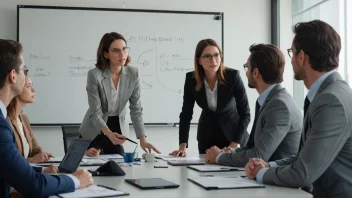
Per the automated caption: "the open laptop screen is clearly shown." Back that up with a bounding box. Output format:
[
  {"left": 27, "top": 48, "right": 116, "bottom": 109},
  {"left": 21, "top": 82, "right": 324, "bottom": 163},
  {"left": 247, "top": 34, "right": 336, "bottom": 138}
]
[{"left": 58, "top": 139, "right": 91, "bottom": 173}]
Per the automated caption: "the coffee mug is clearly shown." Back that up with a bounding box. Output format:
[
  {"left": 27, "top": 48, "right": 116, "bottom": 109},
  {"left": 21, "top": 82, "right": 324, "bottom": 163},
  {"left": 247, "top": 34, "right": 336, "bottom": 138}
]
[
  {"left": 124, "top": 152, "right": 135, "bottom": 163},
  {"left": 145, "top": 153, "right": 155, "bottom": 162}
]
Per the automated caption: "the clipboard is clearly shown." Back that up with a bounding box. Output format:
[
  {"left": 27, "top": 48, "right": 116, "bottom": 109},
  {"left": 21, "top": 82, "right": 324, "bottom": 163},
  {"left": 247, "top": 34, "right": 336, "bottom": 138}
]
[
  {"left": 57, "top": 184, "right": 129, "bottom": 198},
  {"left": 187, "top": 176, "right": 265, "bottom": 190}
]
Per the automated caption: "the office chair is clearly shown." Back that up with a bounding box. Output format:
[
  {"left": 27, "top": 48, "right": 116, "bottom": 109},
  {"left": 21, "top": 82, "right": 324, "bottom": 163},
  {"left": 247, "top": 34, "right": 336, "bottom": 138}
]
[{"left": 61, "top": 125, "right": 81, "bottom": 153}]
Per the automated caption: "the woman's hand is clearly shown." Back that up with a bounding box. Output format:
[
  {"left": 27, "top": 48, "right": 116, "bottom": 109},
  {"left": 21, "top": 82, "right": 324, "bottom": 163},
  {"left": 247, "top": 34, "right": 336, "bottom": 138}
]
[
  {"left": 85, "top": 148, "right": 101, "bottom": 157},
  {"left": 27, "top": 152, "right": 54, "bottom": 163},
  {"left": 169, "top": 143, "right": 187, "bottom": 157},
  {"left": 106, "top": 132, "right": 126, "bottom": 145},
  {"left": 140, "top": 136, "right": 160, "bottom": 153}
]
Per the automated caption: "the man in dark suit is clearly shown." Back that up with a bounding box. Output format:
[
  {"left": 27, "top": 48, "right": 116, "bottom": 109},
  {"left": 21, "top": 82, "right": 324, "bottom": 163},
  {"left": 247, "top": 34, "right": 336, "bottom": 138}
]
[
  {"left": 0, "top": 39, "right": 93, "bottom": 197},
  {"left": 205, "top": 44, "right": 302, "bottom": 167},
  {"left": 246, "top": 20, "right": 352, "bottom": 198}
]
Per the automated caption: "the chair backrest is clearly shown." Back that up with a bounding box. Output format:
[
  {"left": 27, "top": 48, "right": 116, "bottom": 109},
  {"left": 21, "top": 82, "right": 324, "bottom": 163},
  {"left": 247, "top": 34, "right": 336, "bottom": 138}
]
[{"left": 61, "top": 125, "right": 81, "bottom": 153}]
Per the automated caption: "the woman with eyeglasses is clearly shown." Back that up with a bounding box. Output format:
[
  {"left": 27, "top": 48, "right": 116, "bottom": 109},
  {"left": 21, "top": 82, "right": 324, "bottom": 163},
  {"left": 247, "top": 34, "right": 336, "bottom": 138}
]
[
  {"left": 169, "top": 39, "right": 251, "bottom": 156},
  {"left": 79, "top": 32, "right": 160, "bottom": 157},
  {"left": 7, "top": 75, "right": 54, "bottom": 163}
]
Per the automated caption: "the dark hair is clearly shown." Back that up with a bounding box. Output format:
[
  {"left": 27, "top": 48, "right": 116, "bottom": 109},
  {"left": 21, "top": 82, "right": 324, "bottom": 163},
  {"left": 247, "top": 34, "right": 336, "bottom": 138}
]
[
  {"left": 194, "top": 39, "right": 226, "bottom": 91},
  {"left": 0, "top": 39, "right": 23, "bottom": 88},
  {"left": 96, "top": 32, "right": 131, "bottom": 69},
  {"left": 249, "top": 44, "right": 285, "bottom": 84},
  {"left": 293, "top": 20, "right": 341, "bottom": 72}
]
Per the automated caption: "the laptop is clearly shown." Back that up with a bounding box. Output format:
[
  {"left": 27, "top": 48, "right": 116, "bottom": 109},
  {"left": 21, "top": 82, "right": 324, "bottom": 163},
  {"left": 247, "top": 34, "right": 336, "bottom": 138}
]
[
  {"left": 125, "top": 178, "right": 179, "bottom": 189},
  {"left": 58, "top": 139, "right": 91, "bottom": 173}
]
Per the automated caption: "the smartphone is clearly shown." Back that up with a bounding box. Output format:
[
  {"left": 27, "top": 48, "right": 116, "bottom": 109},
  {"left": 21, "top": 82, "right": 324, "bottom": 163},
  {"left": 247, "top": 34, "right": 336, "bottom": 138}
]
[{"left": 154, "top": 165, "right": 168, "bottom": 168}]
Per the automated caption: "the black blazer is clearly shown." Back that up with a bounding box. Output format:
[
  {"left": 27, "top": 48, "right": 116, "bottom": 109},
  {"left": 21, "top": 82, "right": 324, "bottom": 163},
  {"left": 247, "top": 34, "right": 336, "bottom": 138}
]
[{"left": 179, "top": 68, "right": 251, "bottom": 146}]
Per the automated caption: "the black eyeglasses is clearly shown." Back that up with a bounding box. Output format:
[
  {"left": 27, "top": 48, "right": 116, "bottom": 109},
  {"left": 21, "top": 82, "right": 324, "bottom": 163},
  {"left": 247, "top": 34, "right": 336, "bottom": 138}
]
[
  {"left": 18, "top": 67, "right": 29, "bottom": 76},
  {"left": 201, "top": 53, "right": 222, "bottom": 61},
  {"left": 287, "top": 48, "right": 294, "bottom": 58},
  {"left": 243, "top": 63, "right": 248, "bottom": 71}
]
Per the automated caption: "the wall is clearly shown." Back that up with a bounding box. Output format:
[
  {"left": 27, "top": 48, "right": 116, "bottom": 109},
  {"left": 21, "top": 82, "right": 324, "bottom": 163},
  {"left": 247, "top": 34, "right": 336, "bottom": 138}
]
[{"left": 0, "top": 0, "right": 278, "bottom": 156}]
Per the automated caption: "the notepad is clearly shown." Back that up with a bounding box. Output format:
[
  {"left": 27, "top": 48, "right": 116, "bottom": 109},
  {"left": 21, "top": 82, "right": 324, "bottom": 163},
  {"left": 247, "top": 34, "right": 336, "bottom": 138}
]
[
  {"left": 187, "top": 165, "right": 245, "bottom": 172},
  {"left": 57, "top": 185, "right": 129, "bottom": 198},
  {"left": 188, "top": 176, "right": 265, "bottom": 190}
]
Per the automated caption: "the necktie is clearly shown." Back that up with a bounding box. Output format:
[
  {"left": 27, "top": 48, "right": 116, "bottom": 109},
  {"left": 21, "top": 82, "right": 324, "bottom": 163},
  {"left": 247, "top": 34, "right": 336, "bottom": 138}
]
[
  {"left": 304, "top": 97, "right": 310, "bottom": 117},
  {"left": 246, "top": 101, "right": 260, "bottom": 148},
  {"left": 299, "top": 97, "right": 311, "bottom": 151}
]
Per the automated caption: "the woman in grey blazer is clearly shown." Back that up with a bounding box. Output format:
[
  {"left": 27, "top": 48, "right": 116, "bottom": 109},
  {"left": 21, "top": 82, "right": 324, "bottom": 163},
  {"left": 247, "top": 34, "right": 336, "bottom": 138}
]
[{"left": 80, "top": 32, "right": 159, "bottom": 156}]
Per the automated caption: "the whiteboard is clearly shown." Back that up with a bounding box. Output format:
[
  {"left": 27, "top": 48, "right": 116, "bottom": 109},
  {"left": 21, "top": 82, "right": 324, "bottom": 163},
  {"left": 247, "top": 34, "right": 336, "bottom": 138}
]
[{"left": 18, "top": 6, "right": 223, "bottom": 124}]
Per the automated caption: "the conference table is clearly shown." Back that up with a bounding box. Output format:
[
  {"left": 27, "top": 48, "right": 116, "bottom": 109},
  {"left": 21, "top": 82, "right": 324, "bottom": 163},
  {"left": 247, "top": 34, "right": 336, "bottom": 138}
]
[{"left": 84, "top": 157, "right": 312, "bottom": 198}]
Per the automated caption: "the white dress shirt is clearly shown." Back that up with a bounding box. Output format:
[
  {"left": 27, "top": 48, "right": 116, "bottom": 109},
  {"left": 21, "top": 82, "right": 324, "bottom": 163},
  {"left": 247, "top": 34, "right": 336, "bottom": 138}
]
[
  {"left": 16, "top": 117, "right": 30, "bottom": 158},
  {"left": 109, "top": 76, "right": 121, "bottom": 116},
  {"left": 204, "top": 80, "right": 218, "bottom": 112}
]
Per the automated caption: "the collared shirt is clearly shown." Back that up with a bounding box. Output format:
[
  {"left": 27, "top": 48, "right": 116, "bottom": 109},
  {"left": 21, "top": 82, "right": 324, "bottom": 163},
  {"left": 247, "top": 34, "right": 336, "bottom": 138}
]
[
  {"left": 109, "top": 76, "right": 121, "bottom": 116},
  {"left": 255, "top": 70, "right": 337, "bottom": 184},
  {"left": 0, "top": 100, "right": 80, "bottom": 189},
  {"left": 215, "top": 84, "right": 278, "bottom": 163},
  {"left": 204, "top": 79, "right": 218, "bottom": 112},
  {"left": 0, "top": 99, "right": 7, "bottom": 117},
  {"left": 306, "top": 70, "right": 336, "bottom": 102},
  {"left": 257, "top": 84, "right": 278, "bottom": 106}
]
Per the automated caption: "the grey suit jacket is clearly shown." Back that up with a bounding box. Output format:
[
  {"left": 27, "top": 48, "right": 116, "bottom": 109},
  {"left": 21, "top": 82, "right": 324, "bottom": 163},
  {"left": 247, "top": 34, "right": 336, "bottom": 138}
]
[
  {"left": 79, "top": 66, "right": 145, "bottom": 140},
  {"left": 263, "top": 72, "right": 352, "bottom": 198},
  {"left": 218, "top": 84, "right": 302, "bottom": 167}
]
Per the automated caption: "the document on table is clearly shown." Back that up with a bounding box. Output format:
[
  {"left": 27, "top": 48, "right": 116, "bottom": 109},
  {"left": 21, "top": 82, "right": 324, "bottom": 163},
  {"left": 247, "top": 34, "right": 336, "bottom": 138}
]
[
  {"left": 55, "top": 185, "right": 129, "bottom": 198},
  {"left": 187, "top": 165, "right": 245, "bottom": 172},
  {"left": 155, "top": 154, "right": 201, "bottom": 161},
  {"left": 187, "top": 176, "right": 265, "bottom": 190}
]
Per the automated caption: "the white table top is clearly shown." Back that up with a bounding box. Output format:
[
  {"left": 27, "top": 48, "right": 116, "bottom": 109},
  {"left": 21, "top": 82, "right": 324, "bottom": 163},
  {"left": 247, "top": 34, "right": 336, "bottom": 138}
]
[{"left": 86, "top": 159, "right": 312, "bottom": 198}]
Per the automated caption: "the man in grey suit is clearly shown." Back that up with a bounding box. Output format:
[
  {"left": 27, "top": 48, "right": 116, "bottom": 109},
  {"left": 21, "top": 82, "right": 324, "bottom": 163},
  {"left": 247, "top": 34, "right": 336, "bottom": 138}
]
[
  {"left": 205, "top": 44, "right": 302, "bottom": 167},
  {"left": 246, "top": 20, "right": 352, "bottom": 198}
]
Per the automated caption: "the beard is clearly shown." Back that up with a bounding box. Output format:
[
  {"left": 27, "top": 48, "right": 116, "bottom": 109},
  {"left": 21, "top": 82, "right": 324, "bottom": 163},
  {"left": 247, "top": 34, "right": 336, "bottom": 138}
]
[{"left": 247, "top": 78, "right": 256, "bottom": 88}]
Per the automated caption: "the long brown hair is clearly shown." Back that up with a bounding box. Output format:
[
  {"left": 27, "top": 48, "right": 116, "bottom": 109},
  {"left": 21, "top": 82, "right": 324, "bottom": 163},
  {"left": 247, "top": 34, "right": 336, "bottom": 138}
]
[
  {"left": 194, "top": 39, "right": 226, "bottom": 91},
  {"left": 7, "top": 97, "right": 18, "bottom": 120},
  {"left": 95, "top": 32, "right": 131, "bottom": 69}
]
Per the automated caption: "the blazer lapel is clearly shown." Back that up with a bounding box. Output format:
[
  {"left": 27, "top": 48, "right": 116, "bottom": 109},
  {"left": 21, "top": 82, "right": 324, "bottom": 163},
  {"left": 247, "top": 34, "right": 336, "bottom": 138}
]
[
  {"left": 101, "top": 68, "right": 113, "bottom": 112},
  {"left": 258, "top": 84, "right": 284, "bottom": 115},
  {"left": 302, "top": 72, "right": 342, "bottom": 141},
  {"left": 118, "top": 66, "right": 131, "bottom": 115},
  {"left": 195, "top": 82, "right": 209, "bottom": 110},
  {"left": 9, "top": 117, "right": 24, "bottom": 156},
  {"left": 216, "top": 82, "right": 226, "bottom": 112},
  {"left": 19, "top": 114, "right": 32, "bottom": 154}
]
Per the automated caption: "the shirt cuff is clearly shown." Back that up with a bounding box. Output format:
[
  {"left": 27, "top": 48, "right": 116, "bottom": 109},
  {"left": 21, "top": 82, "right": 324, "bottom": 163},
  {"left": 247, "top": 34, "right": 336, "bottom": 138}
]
[
  {"left": 256, "top": 168, "right": 269, "bottom": 184},
  {"left": 215, "top": 152, "right": 224, "bottom": 164},
  {"left": 67, "top": 174, "right": 80, "bottom": 189},
  {"left": 268, "top": 161, "right": 278, "bottom": 167}
]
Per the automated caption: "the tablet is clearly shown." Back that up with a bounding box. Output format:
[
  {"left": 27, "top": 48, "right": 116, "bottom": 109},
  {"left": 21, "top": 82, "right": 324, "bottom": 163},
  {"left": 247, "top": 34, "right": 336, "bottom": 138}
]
[
  {"left": 125, "top": 178, "right": 179, "bottom": 189},
  {"left": 58, "top": 139, "right": 91, "bottom": 173}
]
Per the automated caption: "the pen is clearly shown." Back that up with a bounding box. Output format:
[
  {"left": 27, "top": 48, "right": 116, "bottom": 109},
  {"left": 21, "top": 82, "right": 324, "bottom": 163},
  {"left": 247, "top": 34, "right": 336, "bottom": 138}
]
[{"left": 119, "top": 137, "right": 138, "bottom": 144}]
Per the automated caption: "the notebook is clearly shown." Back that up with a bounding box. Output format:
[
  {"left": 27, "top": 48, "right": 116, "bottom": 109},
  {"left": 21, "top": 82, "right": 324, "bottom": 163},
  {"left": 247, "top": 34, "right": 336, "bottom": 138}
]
[
  {"left": 187, "top": 165, "right": 245, "bottom": 172},
  {"left": 58, "top": 139, "right": 91, "bottom": 173},
  {"left": 188, "top": 176, "right": 265, "bottom": 190}
]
